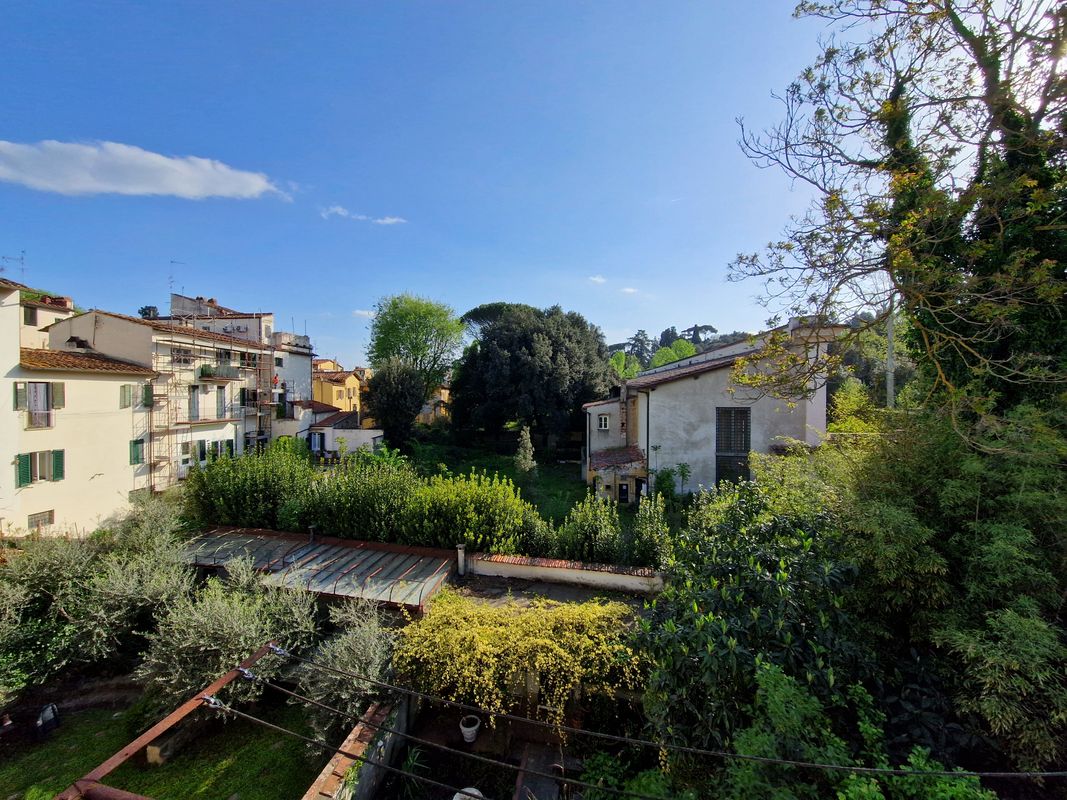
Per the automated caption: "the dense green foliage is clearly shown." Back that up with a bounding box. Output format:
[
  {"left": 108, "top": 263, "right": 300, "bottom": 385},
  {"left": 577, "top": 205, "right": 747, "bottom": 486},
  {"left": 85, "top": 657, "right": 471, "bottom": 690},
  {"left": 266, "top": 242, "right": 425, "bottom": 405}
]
[
  {"left": 365, "top": 357, "right": 428, "bottom": 448},
  {"left": 0, "top": 496, "right": 191, "bottom": 706},
  {"left": 136, "top": 557, "right": 318, "bottom": 718},
  {"left": 296, "top": 599, "right": 394, "bottom": 739},
  {"left": 640, "top": 481, "right": 864, "bottom": 750},
  {"left": 451, "top": 303, "right": 613, "bottom": 436},
  {"left": 186, "top": 439, "right": 662, "bottom": 567},
  {"left": 394, "top": 591, "right": 641, "bottom": 726},
  {"left": 366, "top": 293, "right": 465, "bottom": 397}
]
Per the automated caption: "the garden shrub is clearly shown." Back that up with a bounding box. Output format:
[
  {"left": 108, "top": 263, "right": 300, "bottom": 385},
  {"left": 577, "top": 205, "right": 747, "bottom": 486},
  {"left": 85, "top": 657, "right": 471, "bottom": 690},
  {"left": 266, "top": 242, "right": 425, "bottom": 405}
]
[
  {"left": 402, "top": 472, "right": 535, "bottom": 553},
  {"left": 297, "top": 599, "right": 394, "bottom": 739},
  {"left": 640, "top": 480, "right": 866, "bottom": 750},
  {"left": 622, "top": 494, "right": 669, "bottom": 568},
  {"left": 136, "top": 557, "right": 317, "bottom": 720},
  {"left": 721, "top": 664, "right": 995, "bottom": 800},
  {"left": 393, "top": 590, "right": 641, "bottom": 726},
  {"left": 301, "top": 458, "right": 418, "bottom": 542},
  {"left": 183, "top": 438, "right": 316, "bottom": 531},
  {"left": 0, "top": 496, "right": 194, "bottom": 706},
  {"left": 555, "top": 493, "right": 621, "bottom": 563}
]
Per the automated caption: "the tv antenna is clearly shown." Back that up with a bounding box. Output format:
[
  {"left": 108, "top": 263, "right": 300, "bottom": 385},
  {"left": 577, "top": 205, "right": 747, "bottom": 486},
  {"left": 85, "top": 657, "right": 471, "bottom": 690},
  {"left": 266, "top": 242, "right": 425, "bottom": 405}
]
[{"left": 1, "top": 250, "right": 26, "bottom": 281}]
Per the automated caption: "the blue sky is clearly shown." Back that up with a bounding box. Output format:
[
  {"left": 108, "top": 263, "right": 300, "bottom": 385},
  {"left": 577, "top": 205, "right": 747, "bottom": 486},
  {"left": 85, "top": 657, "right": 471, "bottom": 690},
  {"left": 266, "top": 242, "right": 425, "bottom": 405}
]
[{"left": 1, "top": 2, "right": 826, "bottom": 366}]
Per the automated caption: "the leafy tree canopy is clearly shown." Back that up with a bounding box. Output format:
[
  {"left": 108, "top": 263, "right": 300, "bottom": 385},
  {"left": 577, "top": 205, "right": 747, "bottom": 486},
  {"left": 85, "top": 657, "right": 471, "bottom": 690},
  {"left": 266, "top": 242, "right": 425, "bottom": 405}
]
[
  {"left": 451, "top": 304, "right": 613, "bottom": 436},
  {"left": 366, "top": 358, "right": 427, "bottom": 449},
  {"left": 367, "top": 294, "right": 465, "bottom": 398}
]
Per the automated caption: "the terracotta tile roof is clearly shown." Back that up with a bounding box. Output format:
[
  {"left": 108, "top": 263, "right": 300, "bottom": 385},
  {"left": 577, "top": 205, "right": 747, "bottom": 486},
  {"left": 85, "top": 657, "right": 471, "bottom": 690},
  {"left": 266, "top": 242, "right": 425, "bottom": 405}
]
[
  {"left": 589, "top": 444, "right": 646, "bottom": 471},
  {"left": 83, "top": 310, "right": 272, "bottom": 351},
  {"left": 624, "top": 353, "right": 738, "bottom": 390},
  {"left": 0, "top": 277, "right": 31, "bottom": 291},
  {"left": 294, "top": 400, "right": 340, "bottom": 413},
  {"left": 582, "top": 397, "right": 619, "bottom": 409},
  {"left": 20, "top": 347, "right": 157, "bottom": 376}
]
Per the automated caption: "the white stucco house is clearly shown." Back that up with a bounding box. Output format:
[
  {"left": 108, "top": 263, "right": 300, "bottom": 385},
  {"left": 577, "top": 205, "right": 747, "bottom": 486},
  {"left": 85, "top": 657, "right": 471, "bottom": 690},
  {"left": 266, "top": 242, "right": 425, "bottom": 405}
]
[
  {"left": 2, "top": 279, "right": 159, "bottom": 535},
  {"left": 584, "top": 319, "right": 843, "bottom": 502}
]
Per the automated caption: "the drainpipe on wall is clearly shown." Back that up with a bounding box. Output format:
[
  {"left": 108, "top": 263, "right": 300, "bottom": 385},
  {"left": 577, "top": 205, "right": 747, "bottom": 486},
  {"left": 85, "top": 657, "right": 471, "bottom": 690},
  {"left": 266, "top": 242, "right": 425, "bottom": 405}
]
[{"left": 456, "top": 543, "right": 466, "bottom": 577}]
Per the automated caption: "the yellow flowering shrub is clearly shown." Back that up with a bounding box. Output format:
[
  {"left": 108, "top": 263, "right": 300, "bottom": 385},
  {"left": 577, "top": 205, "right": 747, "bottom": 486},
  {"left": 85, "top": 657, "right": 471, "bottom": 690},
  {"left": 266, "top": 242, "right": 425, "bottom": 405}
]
[{"left": 393, "top": 590, "right": 642, "bottom": 726}]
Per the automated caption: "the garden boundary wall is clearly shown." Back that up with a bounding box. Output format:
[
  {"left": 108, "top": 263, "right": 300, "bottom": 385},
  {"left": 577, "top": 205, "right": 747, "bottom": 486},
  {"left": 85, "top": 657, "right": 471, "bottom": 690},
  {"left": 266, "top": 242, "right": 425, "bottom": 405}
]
[{"left": 465, "top": 550, "right": 663, "bottom": 594}]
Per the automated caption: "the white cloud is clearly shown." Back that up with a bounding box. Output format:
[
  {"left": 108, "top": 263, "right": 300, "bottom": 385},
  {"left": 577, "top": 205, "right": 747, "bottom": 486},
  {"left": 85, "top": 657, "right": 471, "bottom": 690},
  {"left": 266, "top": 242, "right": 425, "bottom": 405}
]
[
  {"left": 352, "top": 309, "right": 376, "bottom": 319},
  {"left": 321, "top": 205, "right": 407, "bottom": 225},
  {"left": 621, "top": 287, "right": 638, "bottom": 294},
  {"left": 0, "top": 139, "right": 283, "bottom": 199},
  {"left": 588, "top": 275, "right": 607, "bottom": 285}
]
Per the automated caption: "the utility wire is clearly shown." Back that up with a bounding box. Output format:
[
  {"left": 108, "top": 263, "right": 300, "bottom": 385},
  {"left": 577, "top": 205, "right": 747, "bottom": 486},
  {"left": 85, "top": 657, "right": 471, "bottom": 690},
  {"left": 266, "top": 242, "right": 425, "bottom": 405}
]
[
  {"left": 201, "top": 696, "right": 486, "bottom": 800},
  {"left": 272, "top": 646, "right": 1067, "bottom": 781},
  {"left": 243, "top": 670, "right": 672, "bottom": 800}
]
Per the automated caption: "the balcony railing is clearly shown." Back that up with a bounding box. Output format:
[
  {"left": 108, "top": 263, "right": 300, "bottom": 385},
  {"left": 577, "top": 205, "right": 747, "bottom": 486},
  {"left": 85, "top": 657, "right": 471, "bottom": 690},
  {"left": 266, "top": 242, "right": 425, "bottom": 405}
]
[
  {"left": 199, "top": 364, "right": 242, "bottom": 380},
  {"left": 25, "top": 410, "right": 54, "bottom": 430}
]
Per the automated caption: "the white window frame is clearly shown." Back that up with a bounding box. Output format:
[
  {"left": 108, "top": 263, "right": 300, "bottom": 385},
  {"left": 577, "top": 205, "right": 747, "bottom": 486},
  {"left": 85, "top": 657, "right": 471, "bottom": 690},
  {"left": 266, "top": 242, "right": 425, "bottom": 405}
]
[{"left": 597, "top": 414, "right": 610, "bottom": 431}]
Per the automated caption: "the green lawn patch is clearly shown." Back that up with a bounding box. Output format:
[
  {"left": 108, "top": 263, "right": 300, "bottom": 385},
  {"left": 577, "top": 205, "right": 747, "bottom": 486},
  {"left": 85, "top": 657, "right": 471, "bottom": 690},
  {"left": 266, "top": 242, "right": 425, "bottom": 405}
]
[
  {"left": 0, "top": 703, "right": 326, "bottom": 800},
  {"left": 409, "top": 442, "right": 588, "bottom": 523}
]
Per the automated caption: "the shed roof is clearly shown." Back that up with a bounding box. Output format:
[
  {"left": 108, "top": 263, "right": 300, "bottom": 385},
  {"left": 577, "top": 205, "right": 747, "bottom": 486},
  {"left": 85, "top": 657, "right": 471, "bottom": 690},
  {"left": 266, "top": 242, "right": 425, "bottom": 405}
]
[{"left": 184, "top": 527, "right": 455, "bottom": 610}]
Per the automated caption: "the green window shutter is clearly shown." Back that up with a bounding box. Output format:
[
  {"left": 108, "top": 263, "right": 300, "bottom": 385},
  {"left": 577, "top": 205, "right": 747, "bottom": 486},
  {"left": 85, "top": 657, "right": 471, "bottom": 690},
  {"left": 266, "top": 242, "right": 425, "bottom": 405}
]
[
  {"left": 142, "top": 382, "right": 154, "bottom": 407},
  {"left": 51, "top": 450, "right": 65, "bottom": 481},
  {"left": 51, "top": 383, "right": 65, "bottom": 410},
  {"left": 13, "top": 382, "right": 26, "bottom": 411},
  {"left": 198, "top": 440, "right": 207, "bottom": 462},
  {"left": 16, "top": 454, "right": 31, "bottom": 488},
  {"left": 130, "top": 439, "right": 138, "bottom": 465},
  {"left": 120, "top": 384, "right": 131, "bottom": 409}
]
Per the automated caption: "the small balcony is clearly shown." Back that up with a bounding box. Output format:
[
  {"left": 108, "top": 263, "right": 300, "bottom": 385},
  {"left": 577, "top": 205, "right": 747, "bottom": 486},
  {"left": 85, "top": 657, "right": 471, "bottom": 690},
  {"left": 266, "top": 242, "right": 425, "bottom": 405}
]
[
  {"left": 24, "top": 410, "right": 54, "bottom": 430},
  {"left": 199, "top": 364, "right": 242, "bottom": 381}
]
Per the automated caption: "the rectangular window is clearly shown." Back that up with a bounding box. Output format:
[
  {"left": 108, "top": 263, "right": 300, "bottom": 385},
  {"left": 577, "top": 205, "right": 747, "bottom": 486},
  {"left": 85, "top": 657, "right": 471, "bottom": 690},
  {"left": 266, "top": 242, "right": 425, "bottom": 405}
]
[
  {"left": 188, "top": 385, "right": 200, "bottom": 421},
  {"left": 180, "top": 441, "right": 191, "bottom": 467},
  {"left": 715, "top": 407, "right": 751, "bottom": 485},
  {"left": 23, "top": 306, "right": 38, "bottom": 326},
  {"left": 197, "top": 440, "right": 207, "bottom": 463},
  {"left": 20, "top": 381, "right": 60, "bottom": 428},
  {"left": 225, "top": 439, "right": 236, "bottom": 457},
  {"left": 172, "top": 348, "right": 194, "bottom": 366},
  {"left": 27, "top": 510, "right": 54, "bottom": 530},
  {"left": 130, "top": 439, "right": 145, "bottom": 465},
  {"left": 274, "top": 357, "right": 283, "bottom": 367},
  {"left": 216, "top": 386, "right": 226, "bottom": 418},
  {"left": 598, "top": 414, "right": 610, "bottom": 431},
  {"left": 142, "top": 382, "right": 154, "bottom": 407},
  {"left": 216, "top": 349, "right": 232, "bottom": 365},
  {"left": 120, "top": 383, "right": 133, "bottom": 408},
  {"left": 16, "top": 450, "right": 64, "bottom": 486}
]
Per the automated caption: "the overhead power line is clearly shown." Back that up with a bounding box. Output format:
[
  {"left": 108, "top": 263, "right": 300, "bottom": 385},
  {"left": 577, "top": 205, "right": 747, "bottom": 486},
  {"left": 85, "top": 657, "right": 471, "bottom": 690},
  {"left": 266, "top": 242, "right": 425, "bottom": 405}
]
[
  {"left": 204, "top": 696, "right": 520, "bottom": 800},
  {"left": 271, "top": 646, "right": 1067, "bottom": 781},
  {"left": 242, "top": 670, "right": 669, "bottom": 800}
]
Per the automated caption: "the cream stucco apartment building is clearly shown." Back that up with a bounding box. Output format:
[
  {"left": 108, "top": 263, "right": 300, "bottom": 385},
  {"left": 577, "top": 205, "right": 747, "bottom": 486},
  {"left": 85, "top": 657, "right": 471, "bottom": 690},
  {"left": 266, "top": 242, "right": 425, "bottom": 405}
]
[
  {"left": 584, "top": 319, "right": 842, "bottom": 502},
  {"left": 2, "top": 279, "right": 159, "bottom": 535}
]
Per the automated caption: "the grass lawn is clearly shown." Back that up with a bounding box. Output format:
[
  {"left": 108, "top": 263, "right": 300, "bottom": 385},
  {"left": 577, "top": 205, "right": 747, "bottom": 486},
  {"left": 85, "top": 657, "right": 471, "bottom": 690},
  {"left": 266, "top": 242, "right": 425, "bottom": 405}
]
[
  {"left": 0, "top": 702, "right": 327, "bottom": 800},
  {"left": 409, "top": 441, "right": 588, "bottom": 523}
]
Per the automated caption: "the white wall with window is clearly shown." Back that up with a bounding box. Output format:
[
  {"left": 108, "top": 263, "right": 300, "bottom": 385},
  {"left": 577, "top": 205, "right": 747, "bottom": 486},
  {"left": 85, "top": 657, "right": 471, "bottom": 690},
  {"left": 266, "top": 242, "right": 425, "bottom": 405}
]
[{"left": 5, "top": 367, "right": 155, "bottom": 536}]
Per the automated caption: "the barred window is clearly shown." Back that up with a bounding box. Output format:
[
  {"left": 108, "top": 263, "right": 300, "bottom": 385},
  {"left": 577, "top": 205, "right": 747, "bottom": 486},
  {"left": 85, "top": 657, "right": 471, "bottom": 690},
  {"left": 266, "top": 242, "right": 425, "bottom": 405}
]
[{"left": 715, "top": 407, "right": 751, "bottom": 485}]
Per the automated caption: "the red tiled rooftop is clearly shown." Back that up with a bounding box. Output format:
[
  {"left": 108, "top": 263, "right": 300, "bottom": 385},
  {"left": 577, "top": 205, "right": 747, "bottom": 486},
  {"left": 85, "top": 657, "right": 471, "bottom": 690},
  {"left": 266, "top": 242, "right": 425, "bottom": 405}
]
[
  {"left": 59, "top": 310, "right": 273, "bottom": 351},
  {"left": 589, "top": 444, "right": 645, "bottom": 471},
  {"left": 20, "top": 347, "right": 157, "bottom": 376}
]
